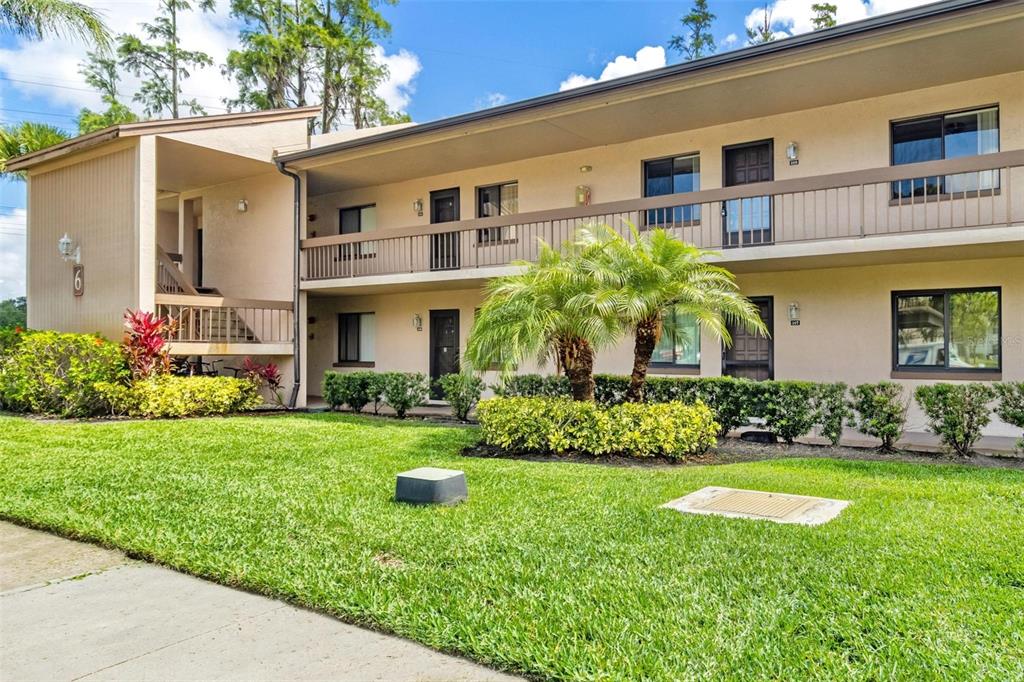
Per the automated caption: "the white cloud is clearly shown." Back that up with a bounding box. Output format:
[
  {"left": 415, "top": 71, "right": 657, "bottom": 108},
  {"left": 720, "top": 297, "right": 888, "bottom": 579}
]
[
  {"left": 559, "top": 46, "right": 666, "bottom": 92},
  {"left": 0, "top": 208, "right": 26, "bottom": 300},
  {"left": 374, "top": 47, "right": 421, "bottom": 114},
  {"left": 743, "top": 0, "right": 937, "bottom": 42},
  {"left": 476, "top": 92, "right": 508, "bottom": 110},
  {"left": 0, "top": 1, "right": 421, "bottom": 125},
  {"left": 720, "top": 33, "right": 739, "bottom": 50}
]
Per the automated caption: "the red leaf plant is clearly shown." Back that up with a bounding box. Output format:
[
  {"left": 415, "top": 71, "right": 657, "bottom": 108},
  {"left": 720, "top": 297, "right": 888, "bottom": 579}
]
[
  {"left": 122, "top": 309, "right": 178, "bottom": 379},
  {"left": 242, "top": 357, "right": 285, "bottom": 407}
]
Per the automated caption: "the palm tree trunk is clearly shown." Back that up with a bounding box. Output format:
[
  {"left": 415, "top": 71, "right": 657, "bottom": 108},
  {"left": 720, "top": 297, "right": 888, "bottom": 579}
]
[
  {"left": 626, "top": 315, "right": 659, "bottom": 403},
  {"left": 557, "top": 338, "right": 595, "bottom": 401}
]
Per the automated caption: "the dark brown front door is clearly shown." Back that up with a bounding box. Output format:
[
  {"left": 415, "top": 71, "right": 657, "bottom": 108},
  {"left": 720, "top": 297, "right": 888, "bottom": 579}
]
[
  {"left": 430, "top": 188, "right": 460, "bottom": 271},
  {"left": 723, "top": 296, "right": 773, "bottom": 380},
  {"left": 429, "top": 309, "right": 460, "bottom": 399},
  {"left": 723, "top": 140, "right": 773, "bottom": 247}
]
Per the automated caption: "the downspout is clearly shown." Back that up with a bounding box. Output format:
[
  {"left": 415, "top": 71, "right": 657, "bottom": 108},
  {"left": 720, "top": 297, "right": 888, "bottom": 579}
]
[{"left": 275, "top": 158, "right": 302, "bottom": 408}]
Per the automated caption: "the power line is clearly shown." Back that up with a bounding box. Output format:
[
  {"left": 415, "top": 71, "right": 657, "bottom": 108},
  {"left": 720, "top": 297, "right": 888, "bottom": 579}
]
[{"left": 0, "top": 74, "right": 231, "bottom": 109}]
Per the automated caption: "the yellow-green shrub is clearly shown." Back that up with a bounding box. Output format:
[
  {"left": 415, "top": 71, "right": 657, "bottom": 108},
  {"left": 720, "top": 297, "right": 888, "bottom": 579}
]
[
  {"left": 97, "top": 375, "right": 261, "bottom": 418},
  {"left": 476, "top": 397, "right": 718, "bottom": 459}
]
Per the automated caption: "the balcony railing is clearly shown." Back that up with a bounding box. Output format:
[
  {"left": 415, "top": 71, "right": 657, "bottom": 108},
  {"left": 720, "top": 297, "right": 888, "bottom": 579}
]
[
  {"left": 301, "top": 150, "right": 1024, "bottom": 282},
  {"left": 155, "top": 294, "right": 294, "bottom": 345}
]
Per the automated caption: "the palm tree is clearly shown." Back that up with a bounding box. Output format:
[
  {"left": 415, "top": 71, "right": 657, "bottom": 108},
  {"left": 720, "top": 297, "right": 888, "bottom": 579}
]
[
  {"left": 0, "top": 0, "right": 110, "bottom": 48},
  {"left": 465, "top": 238, "right": 620, "bottom": 401},
  {"left": 0, "top": 121, "right": 69, "bottom": 177},
  {"left": 580, "top": 224, "right": 768, "bottom": 402}
]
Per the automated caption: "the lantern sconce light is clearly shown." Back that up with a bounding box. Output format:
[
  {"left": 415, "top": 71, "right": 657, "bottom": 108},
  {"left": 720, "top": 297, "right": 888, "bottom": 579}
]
[
  {"left": 57, "top": 233, "right": 80, "bottom": 264},
  {"left": 413, "top": 313, "right": 423, "bottom": 331},
  {"left": 237, "top": 199, "right": 249, "bottom": 212},
  {"left": 788, "top": 301, "right": 801, "bottom": 326},
  {"left": 786, "top": 142, "right": 799, "bottom": 165},
  {"left": 413, "top": 198, "right": 424, "bottom": 216}
]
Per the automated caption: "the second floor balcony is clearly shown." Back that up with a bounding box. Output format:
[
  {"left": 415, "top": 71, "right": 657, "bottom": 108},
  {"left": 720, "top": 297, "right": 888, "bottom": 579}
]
[{"left": 300, "top": 151, "right": 1024, "bottom": 287}]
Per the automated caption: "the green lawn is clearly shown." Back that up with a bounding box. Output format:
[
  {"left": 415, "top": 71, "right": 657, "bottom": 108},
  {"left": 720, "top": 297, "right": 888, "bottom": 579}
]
[{"left": 1, "top": 413, "right": 1022, "bottom": 681}]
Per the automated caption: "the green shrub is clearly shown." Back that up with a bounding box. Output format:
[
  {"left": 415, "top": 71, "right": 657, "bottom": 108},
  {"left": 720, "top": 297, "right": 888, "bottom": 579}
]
[
  {"left": 915, "top": 383, "right": 996, "bottom": 457},
  {"left": 476, "top": 396, "right": 718, "bottom": 459},
  {"left": 322, "top": 370, "right": 379, "bottom": 412},
  {"left": 759, "top": 381, "right": 817, "bottom": 443},
  {"left": 594, "top": 374, "right": 630, "bottom": 405},
  {"left": 381, "top": 372, "right": 430, "bottom": 418},
  {"left": 492, "top": 373, "right": 571, "bottom": 398},
  {"left": 366, "top": 372, "right": 386, "bottom": 414},
  {"left": 439, "top": 373, "right": 485, "bottom": 421},
  {"left": 814, "top": 382, "right": 851, "bottom": 446},
  {"left": 97, "top": 375, "right": 261, "bottom": 418},
  {"left": 994, "top": 382, "right": 1024, "bottom": 452},
  {"left": 0, "top": 326, "right": 24, "bottom": 356},
  {"left": 0, "top": 330, "right": 127, "bottom": 417},
  {"left": 849, "top": 382, "right": 907, "bottom": 450}
]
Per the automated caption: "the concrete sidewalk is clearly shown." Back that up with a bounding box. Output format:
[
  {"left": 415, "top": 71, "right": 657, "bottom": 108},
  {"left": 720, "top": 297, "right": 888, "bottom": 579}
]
[{"left": 0, "top": 522, "right": 520, "bottom": 681}]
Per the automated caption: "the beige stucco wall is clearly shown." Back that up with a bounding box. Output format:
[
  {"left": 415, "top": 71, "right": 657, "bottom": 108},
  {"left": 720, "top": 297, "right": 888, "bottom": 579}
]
[
  {"left": 308, "top": 255, "right": 1022, "bottom": 435},
  {"left": 26, "top": 143, "right": 139, "bottom": 339},
  {"left": 182, "top": 171, "right": 294, "bottom": 301},
  {"left": 157, "top": 210, "right": 178, "bottom": 253},
  {"left": 306, "top": 72, "right": 1022, "bottom": 236}
]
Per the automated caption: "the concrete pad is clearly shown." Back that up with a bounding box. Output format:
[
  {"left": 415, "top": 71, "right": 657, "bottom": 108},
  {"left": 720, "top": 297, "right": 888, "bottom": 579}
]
[
  {"left": 0, "top": 522, "right": 520, "bottom": 681},
  {"left": 663, "top": 486, "right": 850, "bottom": 526},
  {"left": 1, "top": 522, "right": 127, "bottom": 592}
]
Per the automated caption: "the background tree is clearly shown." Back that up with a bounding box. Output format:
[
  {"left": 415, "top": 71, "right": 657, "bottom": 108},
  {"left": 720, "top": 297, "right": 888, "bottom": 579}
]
[
  {"left": 226, "top": 0, "right": 408, "bottom": 130},
  {"left": 0, "top": 122, "right": 69, "bottom": 177},
  {"left": 225, "top": 0, "right": 316, "bottom": 111},
  {"left": 811, "top": 2, "right": 837, "bottom": 30},
  {"left": 465, "top": 241, "right": 620, "bottom": 401},
  {"left": 77, "top": 50, "right": 139, "bottom": 133},
  {"left": 118, "top": 0, "right": 216, "bottom": 118},
  {"left": 746, "top": 5, "right": 776, "bottom": 44},
  {"left": 0, "top": 0, "right": 109, "bottom": 47},
  {"left": 668, "top": 0, "right": 716, "bottom": 61},
  {"left": 0, "top": 297, "right": 27, "bottom": 329},
  {"left": 580, "top": 225, "right": 767, "bottom": 402}
]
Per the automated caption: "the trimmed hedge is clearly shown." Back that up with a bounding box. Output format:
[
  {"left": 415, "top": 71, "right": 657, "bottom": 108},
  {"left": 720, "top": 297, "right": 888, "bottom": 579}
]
[
  {"left": 849, "top": 382, "right": 907, "bottom": 450},
  {"left": 476, "top": 396, "right": 718, "bottom": 459},
  {"left": 994, "top": 382, "right": 1024, "bottom": 452},
  {"left": 0, "top": 330, "right": 127, "bottom": 417},
  {"left": 915, "top": 383, "right": 996, "bottom": 457},
  {"left": 97, "top": 375, "right": 261, "bottom": 418},
  {"left": 438, "top": 373, "right": 485, "bottom": 421},
  {"left": 323, "top": 370, "right": 428, "bottom": 418}
]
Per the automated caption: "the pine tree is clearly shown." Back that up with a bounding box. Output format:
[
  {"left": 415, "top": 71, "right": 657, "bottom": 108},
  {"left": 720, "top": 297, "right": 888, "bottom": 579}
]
[
  {"left": 118, "top": 0, "right": 216, "bottom": 118},
  {"left": 77, "top": 50, "right": 139, "bottom": 134},
  {"left": 746, "top": 5, "right": 776, "bottom": 45},
  {"left": 811, "top": 2, "right": 837, "bottom": 30},
  {"left": 668, "top": 0, "right": 716, "bottom": 61}
]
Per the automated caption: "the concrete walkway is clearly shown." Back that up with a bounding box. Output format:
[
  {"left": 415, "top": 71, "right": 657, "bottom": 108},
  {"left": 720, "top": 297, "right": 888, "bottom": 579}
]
[{"left": 0, "top": 522, "right": 520, "bottom": 682}]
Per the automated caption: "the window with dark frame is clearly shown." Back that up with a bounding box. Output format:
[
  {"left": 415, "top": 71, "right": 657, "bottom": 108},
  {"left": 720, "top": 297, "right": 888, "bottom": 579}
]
[
  {"left": 338, "top": 205, "right": 377, "bottom": 258},
  {"left": 890, "top": 106, "right": 999, "bottom": 199},
  {"left": 892, "top": 288, "right": 1000, "bottom": 372},
  {"left": 476, "top": 182, "right": 518, "bottom": 244},
  {"left": 337, "top": 312, "right": 376, "bottom": 364},
  {"left": 643, "top": 154, "right": 700, "bottom": 227},
  {"left": 651, "top": 309, "right": 700, "bottom": 367}
]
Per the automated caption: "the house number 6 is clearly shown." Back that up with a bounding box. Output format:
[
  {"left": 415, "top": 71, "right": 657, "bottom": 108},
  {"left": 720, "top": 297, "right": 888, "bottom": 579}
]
[{"left": 73, "top": 265, "right": 84, "bottom": 297}]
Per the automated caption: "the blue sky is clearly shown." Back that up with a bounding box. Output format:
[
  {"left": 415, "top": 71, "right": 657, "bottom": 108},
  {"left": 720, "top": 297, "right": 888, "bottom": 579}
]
[{"left": 0, "top": 0, "right": 930, "bottom": 297}]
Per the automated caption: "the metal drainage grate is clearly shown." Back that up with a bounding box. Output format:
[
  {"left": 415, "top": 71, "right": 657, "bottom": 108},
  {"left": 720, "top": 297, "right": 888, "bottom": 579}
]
[{"left": 662, "top": 486, "right": 850, "bottom": 526}]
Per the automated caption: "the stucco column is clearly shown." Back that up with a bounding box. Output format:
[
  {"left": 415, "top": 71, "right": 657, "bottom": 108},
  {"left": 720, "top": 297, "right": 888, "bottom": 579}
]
[{"left": 135, "top": 136, "right": 157, "bottom": 312}]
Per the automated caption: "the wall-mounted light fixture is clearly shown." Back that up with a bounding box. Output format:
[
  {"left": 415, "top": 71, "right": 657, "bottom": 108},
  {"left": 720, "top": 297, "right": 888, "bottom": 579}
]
[
  {"left": 579, "top": 165, "right": 592, "bottom": 173},
  {"left": 785, "top": 142, "right": 799, "bottom": 166},
  {"left": 237, "top": 199, "right": 249, "bottom": 212},
  {"left": 413, "top": 198, "right": 424, "bottom": 216},
  {"left": 57, "top": 233, "right": 80, "bottom": 264},
  {"left": 413, "top": 313, "right": 423, "bottom": 331},
  {"left": 788, "top": 301, "right": 801, "bottom": 326}
]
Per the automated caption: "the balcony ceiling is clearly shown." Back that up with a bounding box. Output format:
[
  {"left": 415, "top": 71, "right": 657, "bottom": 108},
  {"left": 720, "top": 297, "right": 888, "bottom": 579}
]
[
  {"left": 156, "top": 137, "right": 274, "bottom": 194},
  {"left": 296, "top": 4, "right": 1024, "bottom": 195}
]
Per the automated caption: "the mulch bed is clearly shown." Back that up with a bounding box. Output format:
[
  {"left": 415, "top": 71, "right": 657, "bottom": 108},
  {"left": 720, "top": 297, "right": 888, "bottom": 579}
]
[{"left": 462, "top": 439, "right": 1024, "bottom": 470}]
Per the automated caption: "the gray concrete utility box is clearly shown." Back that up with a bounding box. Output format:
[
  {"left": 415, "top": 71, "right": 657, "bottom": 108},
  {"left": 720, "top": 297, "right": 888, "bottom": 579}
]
[{"left": 395, "top": 467, "right": 468, "bottom": 505}]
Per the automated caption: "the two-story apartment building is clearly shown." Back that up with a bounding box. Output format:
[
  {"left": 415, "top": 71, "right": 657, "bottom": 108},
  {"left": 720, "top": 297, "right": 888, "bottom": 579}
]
[{"left": 9, "top": 0, "right": 1024, "bottom": 435}]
